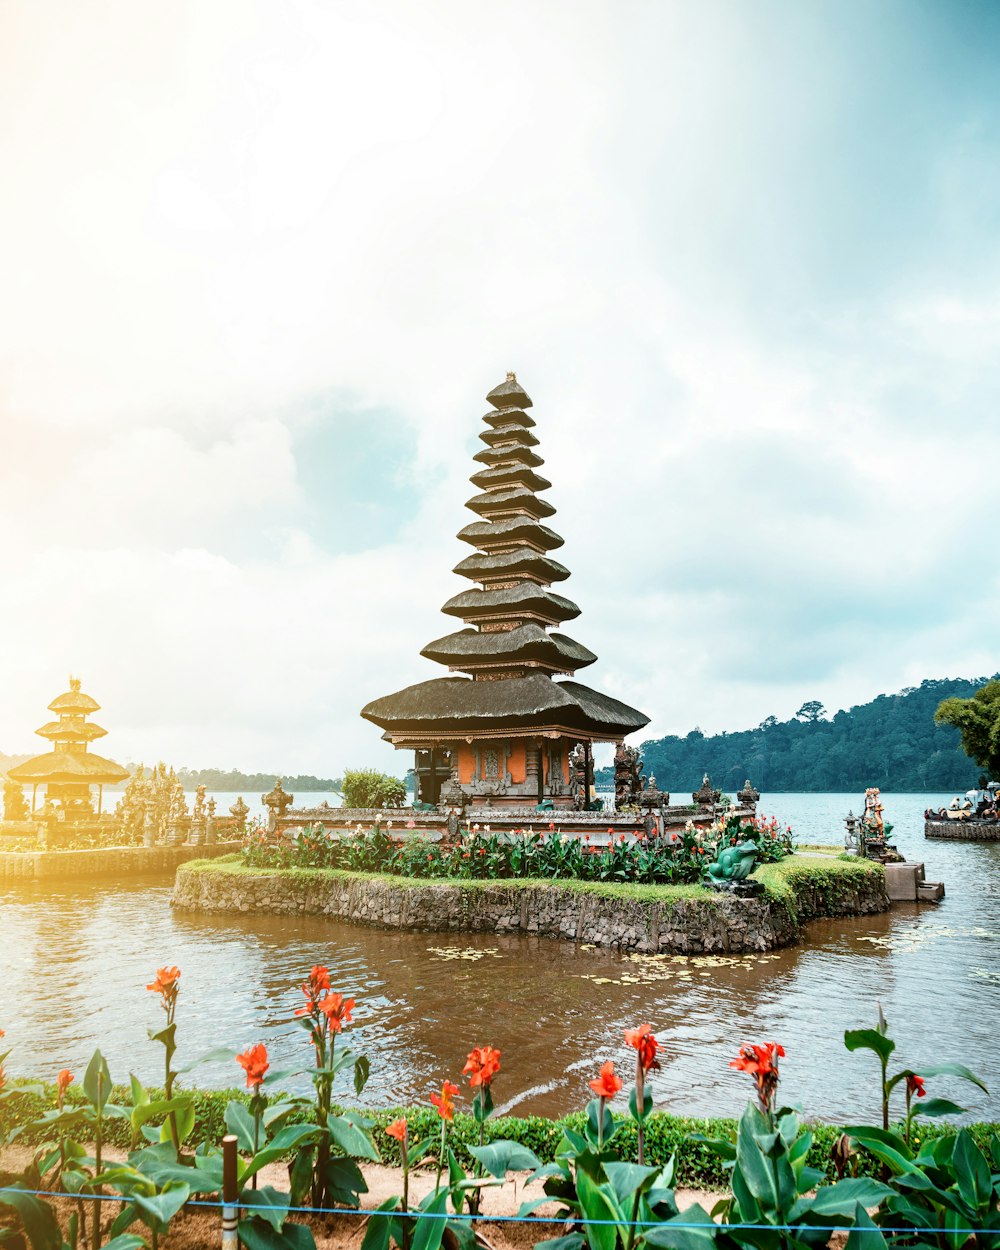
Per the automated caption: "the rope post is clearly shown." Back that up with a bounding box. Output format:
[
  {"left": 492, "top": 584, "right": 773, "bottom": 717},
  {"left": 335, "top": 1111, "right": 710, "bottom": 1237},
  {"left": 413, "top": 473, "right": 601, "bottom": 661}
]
[{"left": 222, "top": 1133, "right": 238, "bottom": 1249}]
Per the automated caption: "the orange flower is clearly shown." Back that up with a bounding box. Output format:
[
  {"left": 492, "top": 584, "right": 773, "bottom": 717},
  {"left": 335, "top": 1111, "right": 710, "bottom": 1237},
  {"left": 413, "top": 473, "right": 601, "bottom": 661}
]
[
  {"left": 463, "top": 1045, "right": 501, "bottom": 1088},
  {"left": 236, "top": 1043, "right": 269, "bottom": 1090},
  {"left": 906, "top": 1074, "right": 926, "bottom": 1098},
  {"left": 0, "top": 1066, "right": 5, "bottom": 1096},
  {"left": 589, "top": 1060, "right": 622, "bottom": 1100},
  {"left": 385, "top": 1118, "right": 407, "bottom": 1141},
  {"left": 56, "top": 1069, "right": 74, "bottom": 1100},
  {"left": 624, "top": 1023, "right": 660, "bottom": 1073},
  {"left": 430, "top": 1080, "right": 460, "bottom": 1121},
  {"left": 730, "top": 1041, "right": 784, "bottom": 1113},
  {"left": 320, "top": 993, "right": 355, "bottom": 1033},
  {"left": 146, "top": 966, "right": 180, "bottom": 1005}
]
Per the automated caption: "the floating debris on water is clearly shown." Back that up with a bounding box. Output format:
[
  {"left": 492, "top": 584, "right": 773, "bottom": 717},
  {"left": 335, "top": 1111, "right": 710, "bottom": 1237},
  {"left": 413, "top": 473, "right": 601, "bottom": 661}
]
[{"left": 426, "top": 946, "right": 501, "bottom": 961}]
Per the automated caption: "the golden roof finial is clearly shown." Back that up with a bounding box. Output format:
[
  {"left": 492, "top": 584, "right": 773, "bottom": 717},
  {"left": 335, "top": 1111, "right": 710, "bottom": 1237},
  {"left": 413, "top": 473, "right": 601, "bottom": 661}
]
[
  {"left": 70, "top": 675, "right": 81, "bottom": 692},
  {"left": 506, "top": 371, "right": 516, "bottom": 382}
]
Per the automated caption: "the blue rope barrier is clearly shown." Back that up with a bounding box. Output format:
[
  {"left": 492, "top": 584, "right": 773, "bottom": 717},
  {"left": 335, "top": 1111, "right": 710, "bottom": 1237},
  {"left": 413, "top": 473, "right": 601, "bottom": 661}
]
[{"left": 0, "top": 1184, "right": 993, "bottom": 1235}]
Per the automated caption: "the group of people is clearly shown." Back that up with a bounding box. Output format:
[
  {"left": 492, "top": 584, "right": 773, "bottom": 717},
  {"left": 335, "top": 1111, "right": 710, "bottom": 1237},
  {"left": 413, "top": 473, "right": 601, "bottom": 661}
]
[{"left": 925, "top": 781, "right": 1000, "bottom": 822}]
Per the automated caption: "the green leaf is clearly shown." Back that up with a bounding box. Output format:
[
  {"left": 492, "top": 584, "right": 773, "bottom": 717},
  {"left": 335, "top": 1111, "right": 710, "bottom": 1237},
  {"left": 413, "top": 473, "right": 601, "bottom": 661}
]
[
  {"left": 918, "top": 1062, "right": 989, "bottom": 1093},
  {"left": 354, "top": 1055, "right": 370, "bottom": 1097},
  {"left": 160, "top": 1098, "right": 196, "bottom": 1145},
  {"left": 239, "top": 1187, "right": 291, "bottom": 1233},
  {"left": 643, "top": 1203, "right": 718, "bottom": 1250},
  {"left": 131, "top": 1183, "right": 190, "bottom": 1233},
  {"left": 128, "top": 1147, "right": 222, "bottom": 1194},
  {"left": 602, "top": 1162, "right": 659, "bottom": 1204},
  {"left": 954, "top": 1129, "right": 991, "bottom": 1211},
  {"left": 845, "top": 1202, "right": 888, "bottom": 1250},
  {"left": 843, "top": 1125, "right": 916, "bottom": 1174},
  {"left": 359, "top": 1198, "right": 398, "bottom": 1250},
  {"left": 175, "top": 1046, "right": 237, "bottom": 1074},
  {"left": 327, "top": 1112, "right": 380, "bottom": 1162},
  {"left": 101, "top": 1237, "right": 148, "bottom": 1250},
  {"left": 411, "top": 1189, "right": 448, "bottom": 1250},
  {"left": 576, "top": 1168, "right": 620, "bottom": 1250},
  {"left": 241, "top": 1124, "right": 324, "bottom": 1183},
  {"left": 237, "top": 1214, "right": 317, "bottom": 1250},
  {"left": 794, "top": 1177, "right": 893, "bottom": 1217},
  {"left": 324, "top": 1157, "right": 368, "bottom": 1205},
  {"left": 628, "top": 1085, "right": 653, "bottom": 1124},
  {"left": 129, "top": 1075, "right": 149, "bottom": 1109},
  {"left": 226, "top": 1101, "right": 258, "bottom": 1152},
  {"left": 734, "top": 1108, "right": 781, "bottom": 1214},
  {"left": 83, "top": 1049, "right": 113, "bottom": 1111},
  {"left": 533, "top": 1238, "right": 585, "bottom": 1250},
  {"left": 912, "top": 1097, "right": 966, "bottom": 1118},
  {"left": 0, "top": 1188, "right": 63, "bottom": 1250},
  {"left": 468, "top": 1139, "right": 542, "bottom": 1180},
  {"left": 844, "top": 1028, "right": 895, "bottom": 1065}
]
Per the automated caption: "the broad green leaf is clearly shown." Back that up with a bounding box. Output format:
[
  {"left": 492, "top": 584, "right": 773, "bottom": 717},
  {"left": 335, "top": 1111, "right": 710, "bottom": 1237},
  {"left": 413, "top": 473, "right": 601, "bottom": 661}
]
[
  {"left": 83, "top": 1049, "right": 113, "bottom": 1111},
  {"left": 643, "top": 1203, "right": 718, "bottom": 1250},
  {"left": 918, "top": 1062, "right": 989, "bottom": 1093},
  {"left": 843, "top": 1125, "right": 916, "bottom": 1173},
  {"left": 327, "top": 1113, "right": 380, "bottom": 1162},
  {"left": 844, "top": 1028, "right": 895, "bottom": 1065},
  {"left": 845, "top": 1202, "right": 888, "bottom": 1250},
  {"left": 913, "top": 1097, "right": 966, "bottom": 1119},
  {"left": 130, "top": 1095, "right": 193, "bottom": 1135},
  {"left": 160, "top": 1098, "right": 196, "bottom": 1145},
  {"left": 411, "top": 1189, "right": 448, "bottom": 1250},
  {"left": 533, "top": 1238, "right": 585, "bottom": 1250},
  {"left": 602, "top": 1162, "right": 658, "bottom": 1204},
  {"left": 239, "top": 1186, "right": 290, "bottom": 1233},
  {"left": 954, "top": 1129, "right": 991, "bottom": 1211},
  {"left": 0, "top": 1188, "right": 63, "bottom": 1250},
  {"left": 468, "top": 1139, "right": 542, "bottom": 1180},
  {"left": 629, "top": 1086, "right": 654, "bottom": 1124},
  {"left": 176, "top": 1046, "right": 237, "bottom": 1074},
  {"left": 226, "top": 1100, "right": 257, "bottom": 1152},
  {"left": 359, "top": 1198, "right": 397, "bottom": 1250},
  {"left": 324, "top": 1156, "right": 368, "bottom": 1204},
  {"left": 576, "top": 1167, "right": 621, "bottom": 1250},
  {"left": 241, "top": 1124, "right": 324, "bottom": 1182},
  {"left": 131, "top": 1183, "right": 190, "bottom": 1233},
  {"left": 129, "top": 1075, "right": 149, "bottom": 1109},
  {"left": 794, "top": 1177, "right": 893, "bottom": 1217},
  {"left": 734, "top": 1111, "right": 780, "bottom": 1214},
  {"left": 237, "top": 1214, "right": 317, "bottom": 1250},
  {"left": 354, "top": 1055, "right": 370, "bottom": 1097},
  {"left": 101, "top": 1237, "right": 148, "bottom": 1250}
]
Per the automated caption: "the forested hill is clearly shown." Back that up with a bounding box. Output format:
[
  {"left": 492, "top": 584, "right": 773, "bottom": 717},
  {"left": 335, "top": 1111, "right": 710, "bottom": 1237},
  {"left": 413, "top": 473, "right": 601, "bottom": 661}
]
[{"left": 597, "top": 677, "right": 994, "bottom": 794}]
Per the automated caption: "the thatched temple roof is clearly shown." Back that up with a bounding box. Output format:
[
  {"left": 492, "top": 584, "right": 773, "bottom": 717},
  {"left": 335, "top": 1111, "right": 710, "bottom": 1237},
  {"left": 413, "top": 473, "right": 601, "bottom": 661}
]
[{"left": 361, "top": 373, "right": 649, "bottom": 743}]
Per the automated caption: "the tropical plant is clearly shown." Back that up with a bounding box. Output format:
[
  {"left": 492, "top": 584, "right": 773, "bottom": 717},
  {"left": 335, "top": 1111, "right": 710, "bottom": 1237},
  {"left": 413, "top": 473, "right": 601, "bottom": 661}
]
[{"left": 340, "top": 769, "right": 408, "bottom": 809}]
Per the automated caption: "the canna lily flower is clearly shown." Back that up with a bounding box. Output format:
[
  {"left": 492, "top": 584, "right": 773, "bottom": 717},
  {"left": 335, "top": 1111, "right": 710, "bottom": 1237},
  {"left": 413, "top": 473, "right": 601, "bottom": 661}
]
[
  {"left": 906, "top": 1073, "right": 926, "bottom": 1098},
  {"left": 624, "top": 1024, "right": 660, "bottom": 1073},
  {"left": 463, "top": 1045, "right": 501, "bottom": 1088},
  {"left": 386, "top": 1118, "right": 407, "bottom": 1141},
  {"left": 320, "top": 993, "right": 355, "bottom": 1033},
  {"left": 589, "top": 1060, "right": 622, "bottom": 1100},
  {"left": 0, "top": 1066, "right": 5, "bottom": 1095},
  {"left": 406, "top": 819, "right": 416, "bottom": 829},
  {"left": 146, "top": 966, "right": 181, "bottom": 1006},
  {"left": 730, "top": 1041, "right": 784, "bottom": 1114},
  {"left": 237, "top": 1043, "right": 269, "bottom": 1090},
  {"left": 56, "top": 1069, "right": 74, "bottom": 1101},
  {"left": 430, "top": 1080, "right": 460, "bottom": 1121}
]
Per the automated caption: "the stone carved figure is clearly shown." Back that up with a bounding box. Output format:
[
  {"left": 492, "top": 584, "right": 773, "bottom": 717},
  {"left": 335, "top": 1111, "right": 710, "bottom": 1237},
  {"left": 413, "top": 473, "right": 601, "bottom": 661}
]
[
  {"left": 614, "top": 742, "right": 644, "bottom": 810},
  {"left": 230, "top": 795, "right": 250, "bottom": 829},
  {"left": 737, "top": 779, "right": 760, "bottom": 807},
  {"left": 570, "top": 744, "right": 587, "bottom": 810},
  {"left": 262, "top": 779, "right": 294, "bottom": 831},
  {"left": 3, "top": 779, "right": 28, "bottom": 821},
  {"left": 693, "top": 774, "right": 721, "bottom": 808}
]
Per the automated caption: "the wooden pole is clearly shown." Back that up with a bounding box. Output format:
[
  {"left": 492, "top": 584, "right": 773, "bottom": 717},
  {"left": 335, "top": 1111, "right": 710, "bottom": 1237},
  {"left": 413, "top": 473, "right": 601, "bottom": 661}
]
[{"left": 222, "top": 1133, "right": 238, "bottom": 1249}]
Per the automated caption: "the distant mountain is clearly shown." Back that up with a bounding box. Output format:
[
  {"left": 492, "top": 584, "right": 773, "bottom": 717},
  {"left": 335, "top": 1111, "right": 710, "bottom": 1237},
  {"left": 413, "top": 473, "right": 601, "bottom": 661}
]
[
  {"left": 172, "top": 768, "right": 342, "bottom": 792},
  {"left": 595, "top": 677, "right": 993, "bottom": 794}
]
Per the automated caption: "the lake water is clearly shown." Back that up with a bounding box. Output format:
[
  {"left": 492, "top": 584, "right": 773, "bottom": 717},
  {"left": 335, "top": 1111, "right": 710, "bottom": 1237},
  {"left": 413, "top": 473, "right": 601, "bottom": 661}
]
[{"left": 2, "top": 792, "right": 998, "bottom": 1125}]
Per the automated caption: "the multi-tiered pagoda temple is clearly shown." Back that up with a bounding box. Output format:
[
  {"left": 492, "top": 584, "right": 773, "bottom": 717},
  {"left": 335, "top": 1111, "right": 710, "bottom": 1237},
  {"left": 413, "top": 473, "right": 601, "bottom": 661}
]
[
  {"left": 362, "top": 373, "right": 649, "bottom": 809},
  {"left": 8, "top": 677, "right": 129, "bottom": 815}
]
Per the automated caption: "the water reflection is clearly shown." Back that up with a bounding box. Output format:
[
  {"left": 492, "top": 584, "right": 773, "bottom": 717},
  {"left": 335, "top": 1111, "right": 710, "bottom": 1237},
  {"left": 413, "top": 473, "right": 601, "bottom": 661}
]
[{"left": 2, "top": 793, "right": 999, "bottom": 1124}]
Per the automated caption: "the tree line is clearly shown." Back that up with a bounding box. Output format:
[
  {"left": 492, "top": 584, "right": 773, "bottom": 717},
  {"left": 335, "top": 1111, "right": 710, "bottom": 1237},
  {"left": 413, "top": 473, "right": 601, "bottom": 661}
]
[{"left": 596, "top": 676, "right": 994, "bottom": 794}]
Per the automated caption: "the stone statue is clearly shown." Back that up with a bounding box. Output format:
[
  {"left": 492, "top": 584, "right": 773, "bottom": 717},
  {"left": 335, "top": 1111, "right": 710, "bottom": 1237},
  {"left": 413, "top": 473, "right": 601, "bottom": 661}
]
[
  {"left": 262, "top": 779, "right": 294, "bottom": 830},
  {"left": 570, "top": 744, "right": 587, "bottom": 810},
  {"left": 230, "top": 795, "right": 250, "bottom": 829},
  {"left": 693, "top": 774, "right": 721, "bottom": 808},
  {"left": 3, "top": 779, "right": 28, "bottom": 821},
  {"left": 705, "top": 841, "right": 758, "bottom": 884},
  {"left": 614, "top": 742, "right": 643, "bottom": 810},
  {"left": 737, "top": 779, "right": 760, "bottom": 807},
  {"left": 192, "top": 784, "right": 207, "bottom": 823}
]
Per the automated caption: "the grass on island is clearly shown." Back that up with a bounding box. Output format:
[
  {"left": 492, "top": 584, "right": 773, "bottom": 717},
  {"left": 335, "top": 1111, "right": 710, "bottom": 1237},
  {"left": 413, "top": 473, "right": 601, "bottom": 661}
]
[{"left": 181, "top": 848, "right": 881, "bottom": 908}]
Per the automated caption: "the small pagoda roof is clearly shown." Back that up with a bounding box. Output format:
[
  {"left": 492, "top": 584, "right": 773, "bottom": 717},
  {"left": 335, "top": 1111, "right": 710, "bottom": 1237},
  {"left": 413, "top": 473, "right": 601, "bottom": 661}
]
[
  {"left": 452, "top": 548, "right": 571, "bottom": 584},
  {"left": 479, "top": 424, "right": 540, "bottom": 449},
  {"left": 48, "top": 686, "right": 100, "bottom": 714},
  {"left": 457, "top": 517, "right": 564, "bottom": 551},
  {"left": 8, "top": 750, "right": 130, "bottom": 785},
  {"left": 442, "top": 584, "right": 581, "bottom": 624},
  {"left": 36, "top": 719, "right": 108, "bottom": 742},
  {"left": 362, "top": 673, "right": 648, "bottom": 741},
  {"left": 464, "top": 486, "right": 556, "bottom": 520},
  {"left": 472, "top": 445, "right": 545, "bottom": 469},
  {"left": 469, "top": 464, "right": 552, "bottom": 493},
  {"left": 481, "top": 407, "right": 535, "bottom": 430},
  {"left": 421, "top": 625, "right": 597, "bottom": 672},
  {"left": 487, "top": 373, "right": 533, "bottom": 410}
]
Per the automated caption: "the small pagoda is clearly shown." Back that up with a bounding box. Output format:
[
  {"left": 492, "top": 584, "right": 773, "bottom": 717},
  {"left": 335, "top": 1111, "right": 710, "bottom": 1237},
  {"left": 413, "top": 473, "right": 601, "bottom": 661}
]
[
  {"left": 362, "top": 373, "right": 649, "bottom": 809},
  {"left": 7, "top": 677, "right": 130, "bottom": 816}
]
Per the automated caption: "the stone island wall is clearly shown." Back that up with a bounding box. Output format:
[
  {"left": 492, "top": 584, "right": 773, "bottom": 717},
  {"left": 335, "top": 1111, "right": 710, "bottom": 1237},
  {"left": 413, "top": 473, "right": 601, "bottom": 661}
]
[
  {"left": 171, "top": 858, "right": 889, "bottom": 954},
  {"left": 925, "top": 819, "right": 1000, "bottom": 841},
  {"left": 0, "top": 840, "right": 242, "bottom": 881}
]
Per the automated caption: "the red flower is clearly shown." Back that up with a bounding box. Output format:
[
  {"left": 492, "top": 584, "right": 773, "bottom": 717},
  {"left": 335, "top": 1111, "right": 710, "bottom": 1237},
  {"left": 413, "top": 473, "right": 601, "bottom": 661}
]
[
  {"left": 146, "top": 966, "right": 180, "bottom": 1005},
  {"left": 671, "top": 833, "right": 678, "bottom": 841},
  {"left": 321, "top": 993, "right": 355, "bottom": 1033},
  {"left": 607, "top": 828, "right": 613, "bottom": 834},
  {"left": 463, "top": 1045, "right": 501, "bottom": 1088},
  {"left": 906, "top": 1074, "right": 926, "bottom": 1098},
  {"left": 56, "top": 1069, "right": 74, "bottom": 1100},
  {"left": 624, "top": 1024, "right": 660, "bottom": 1073},
  {"left": 588, "top": 1060, "right": 622, "bottom": 1100},
  {"left": 548, "top": 822, "right": 555, "bottom": 830},
  {"left": 430, "top": 1080, "right": 460, "bottom": 1121},
  {"left": 730, "top": 1041, "right": 784, "bottom": 1112},
  {"left": 237, "top": 1043, "right": 269, "bottom": 1090},
  {"left": 386, "top": 1118, "right": 407, "bottom": 1141}
]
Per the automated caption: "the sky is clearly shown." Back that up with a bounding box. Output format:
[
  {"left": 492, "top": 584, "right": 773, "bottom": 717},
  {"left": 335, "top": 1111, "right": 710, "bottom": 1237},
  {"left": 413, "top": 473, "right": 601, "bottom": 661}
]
[{"left": 2, "top": 0, "right": 1000, "bottom": 776}]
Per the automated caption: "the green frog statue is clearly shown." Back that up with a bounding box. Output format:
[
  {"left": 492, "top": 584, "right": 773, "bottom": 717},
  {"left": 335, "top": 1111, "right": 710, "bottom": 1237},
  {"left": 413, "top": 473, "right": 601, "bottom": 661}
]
[{"left": 705, "top": 840, "right": 759, "bottom": 888}]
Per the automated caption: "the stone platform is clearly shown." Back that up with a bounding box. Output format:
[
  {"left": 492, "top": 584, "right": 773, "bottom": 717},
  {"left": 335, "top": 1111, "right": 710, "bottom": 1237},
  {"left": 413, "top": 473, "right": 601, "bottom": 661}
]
[{"left": 0, "top": 840, "right": 241, "bottom": 881}]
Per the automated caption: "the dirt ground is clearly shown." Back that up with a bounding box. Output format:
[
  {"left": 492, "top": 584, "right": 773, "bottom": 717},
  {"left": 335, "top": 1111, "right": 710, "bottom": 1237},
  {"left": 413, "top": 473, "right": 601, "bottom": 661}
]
[{"left": 0, "top": 1144, "right": 725, "bottom": 1249}]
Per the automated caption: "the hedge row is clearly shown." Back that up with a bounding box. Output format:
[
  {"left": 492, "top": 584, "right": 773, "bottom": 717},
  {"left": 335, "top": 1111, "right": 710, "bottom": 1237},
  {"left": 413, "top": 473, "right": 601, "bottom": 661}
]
[{"left": 3, "top": 1081, "right": 997, "bottom": 1191}]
